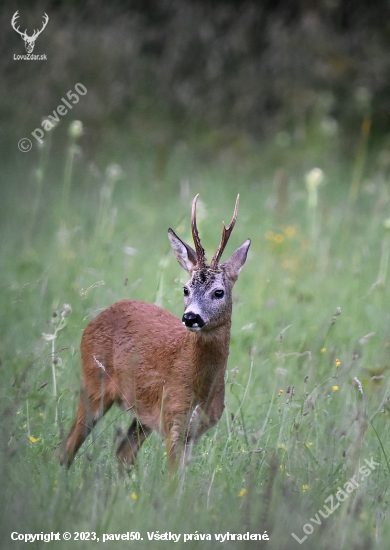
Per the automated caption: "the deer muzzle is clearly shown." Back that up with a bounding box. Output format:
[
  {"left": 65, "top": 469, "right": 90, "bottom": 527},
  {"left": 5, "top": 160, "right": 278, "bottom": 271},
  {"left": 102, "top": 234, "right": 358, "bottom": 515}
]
[{"left": 182, "top": 312, "right": 205, "bottom": 331}]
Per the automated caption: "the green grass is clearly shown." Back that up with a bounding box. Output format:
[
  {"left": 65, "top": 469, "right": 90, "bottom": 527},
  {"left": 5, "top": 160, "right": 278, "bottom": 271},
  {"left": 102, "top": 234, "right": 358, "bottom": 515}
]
[{"left": 1, "top": 133, "right": 390, "bottom": 550}]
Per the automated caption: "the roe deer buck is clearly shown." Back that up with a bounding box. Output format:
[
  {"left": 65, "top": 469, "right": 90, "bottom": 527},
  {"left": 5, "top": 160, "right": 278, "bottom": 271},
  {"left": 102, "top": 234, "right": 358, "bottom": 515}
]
[{"left": 64, "top": 194, "right": 250, "bottom": 468}]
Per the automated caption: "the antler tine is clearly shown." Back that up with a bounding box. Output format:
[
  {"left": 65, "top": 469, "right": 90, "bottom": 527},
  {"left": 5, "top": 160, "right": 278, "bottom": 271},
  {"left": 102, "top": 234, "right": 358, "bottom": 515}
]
[
  {"left": 41, "top": 13, "right": 49, "bottom": 31},
  {"left": 11, "top": 11, "right": 24, "bottom": 36},
  {"left": 33, "top": 13, "right": 49, "bottom": 37},
  {"left": 211, "top": 194, "right": 239, "bottom": 269},
  {"left": 191, "top": 194, "right": 206, "bottom": 269}
]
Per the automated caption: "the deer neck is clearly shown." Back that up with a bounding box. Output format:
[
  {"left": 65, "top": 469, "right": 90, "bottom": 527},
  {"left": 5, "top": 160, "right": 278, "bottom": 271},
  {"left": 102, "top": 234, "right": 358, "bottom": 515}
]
[{"left": 184, "top": 321, "right": 231, "bottom": 398}]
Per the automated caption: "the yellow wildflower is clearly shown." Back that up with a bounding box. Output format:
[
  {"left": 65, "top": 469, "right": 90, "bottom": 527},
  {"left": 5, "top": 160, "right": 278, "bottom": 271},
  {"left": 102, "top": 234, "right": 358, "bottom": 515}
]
[
  {"left": 29, "top": 436, "right": 39, "bottom": 443},
  {"left": 336, "top": 359, "right": 340, "bottom": 367},
  {"left": 238, "top": 488, "right": 247, "bottom": 497},
  {"left": 333, "top": 386, "right": 339, "bottom": 391},
  {"left": 131, "top": 493, "right": 137, "bottom": 500},
  {"left": 274, "top": 233, "right": 284, "bottom": 244},
  {"left": 321, "top": 348, "right": 326, "bottom": 354},
  {"left": 284, "top": 226, "right": 296, "bottom": 238},
  {"left": 302, "top": 485, "right": 309, "bottom": 492}
]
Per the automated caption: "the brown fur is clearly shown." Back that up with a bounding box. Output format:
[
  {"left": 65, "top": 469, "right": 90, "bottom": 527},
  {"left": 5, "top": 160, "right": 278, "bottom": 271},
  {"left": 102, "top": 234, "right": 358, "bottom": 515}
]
[
  {"left": 63, "top": 195, "right": 250, "bottom": 469},
  {"left": 65, "top": 300, "right": 229, "bottom": 467}
]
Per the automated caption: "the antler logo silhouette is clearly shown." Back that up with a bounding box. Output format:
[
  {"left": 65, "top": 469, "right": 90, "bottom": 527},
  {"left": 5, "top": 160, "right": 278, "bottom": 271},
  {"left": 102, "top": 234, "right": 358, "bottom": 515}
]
[{"left": 11, "top": 11, "right": 49, "bottom": 54}]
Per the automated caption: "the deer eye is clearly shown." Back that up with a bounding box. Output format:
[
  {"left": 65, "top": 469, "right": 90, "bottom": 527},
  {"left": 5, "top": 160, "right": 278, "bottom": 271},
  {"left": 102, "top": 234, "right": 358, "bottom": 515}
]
[
  {"left": 214, "top": 289, "right": 224, "bottom": 298},
  {"left": 183, "top": 287, "right": 189, "bottom": 296}
]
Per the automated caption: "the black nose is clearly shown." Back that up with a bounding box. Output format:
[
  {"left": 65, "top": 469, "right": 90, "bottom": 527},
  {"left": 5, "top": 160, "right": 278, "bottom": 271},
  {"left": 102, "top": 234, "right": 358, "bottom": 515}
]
[{"left": 182, "top": 312, "right": 205, "bottom": 329}]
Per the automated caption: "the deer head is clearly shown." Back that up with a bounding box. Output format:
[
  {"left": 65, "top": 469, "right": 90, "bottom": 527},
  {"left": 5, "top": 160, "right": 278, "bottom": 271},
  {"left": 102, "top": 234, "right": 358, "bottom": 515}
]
[
  {"left": 168, "top": 194, "right": 250, "bottom": 332},
  {"left": 11, "top": 11, "right": 49, "bottom": 54}
]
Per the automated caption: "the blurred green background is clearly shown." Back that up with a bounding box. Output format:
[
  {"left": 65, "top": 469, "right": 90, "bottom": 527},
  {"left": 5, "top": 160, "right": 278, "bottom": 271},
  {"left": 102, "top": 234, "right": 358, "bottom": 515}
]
[
  {"left": 2, "top": 0, "right": 390, "bottom": 170},
  {"left": 2, "top": 1, "right": 390, "bottom": 549}
]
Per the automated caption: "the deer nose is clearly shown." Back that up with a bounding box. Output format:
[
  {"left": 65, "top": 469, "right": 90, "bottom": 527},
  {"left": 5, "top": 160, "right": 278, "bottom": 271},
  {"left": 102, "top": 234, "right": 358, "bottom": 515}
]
[{"left": 182, "top": 312, "right": 205, "bottom": 330}]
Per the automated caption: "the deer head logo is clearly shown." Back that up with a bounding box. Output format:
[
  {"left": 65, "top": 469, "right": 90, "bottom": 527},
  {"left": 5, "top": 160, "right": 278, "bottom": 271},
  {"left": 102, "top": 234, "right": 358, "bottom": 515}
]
[{"left": 11, "top": 11, "right": 49, "bottom": 54}]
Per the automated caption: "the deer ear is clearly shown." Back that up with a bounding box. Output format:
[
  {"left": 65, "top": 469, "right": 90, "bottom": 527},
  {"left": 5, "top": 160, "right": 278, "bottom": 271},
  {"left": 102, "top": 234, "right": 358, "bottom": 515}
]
[
  {"left": 221, "top": 239, "right": 250, "bottom": 281},
  {"left": 168, "top": 229, "right": 198, "bottom": 273}
]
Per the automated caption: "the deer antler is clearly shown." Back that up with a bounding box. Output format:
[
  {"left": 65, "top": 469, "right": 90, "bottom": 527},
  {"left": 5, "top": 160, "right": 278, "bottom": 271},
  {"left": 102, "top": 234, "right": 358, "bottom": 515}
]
[
  {"left": 210, "top": 195, "right": 239, "bottom": 269},
  {"left": 11, "top": 11, "right": 49, "bottom": 39},
  {"left": 11, "top": 11, "right": 26, "bottom": 37},
  {"left": 31, "top": 13, "right": 49, "bottom": 39},
  {"left": 191, "top": 194, "right": 206, "bottom": 269}
]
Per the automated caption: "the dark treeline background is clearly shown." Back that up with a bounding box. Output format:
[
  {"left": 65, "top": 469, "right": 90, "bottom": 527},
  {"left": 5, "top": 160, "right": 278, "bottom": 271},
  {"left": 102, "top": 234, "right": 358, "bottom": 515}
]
[{"left": 2, "top": 0, "right": 390, "bottom": 177}]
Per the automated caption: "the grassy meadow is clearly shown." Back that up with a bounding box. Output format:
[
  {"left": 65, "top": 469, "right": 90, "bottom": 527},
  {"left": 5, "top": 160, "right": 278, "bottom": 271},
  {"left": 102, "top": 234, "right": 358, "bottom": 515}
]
[{"left": 1, "top": 126, "right": 390, "bottom": 550}]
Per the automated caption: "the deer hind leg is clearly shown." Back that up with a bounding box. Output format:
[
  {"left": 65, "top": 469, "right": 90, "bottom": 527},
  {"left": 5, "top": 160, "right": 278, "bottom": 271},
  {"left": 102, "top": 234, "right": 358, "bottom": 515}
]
[
  {"left": 116, "top": 418, "right": 152, "bottom": 466},
  {"left": 64, "top": 387, "right": 114, "bottom": 467}
]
